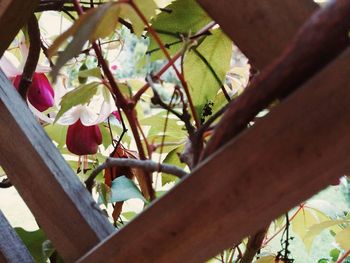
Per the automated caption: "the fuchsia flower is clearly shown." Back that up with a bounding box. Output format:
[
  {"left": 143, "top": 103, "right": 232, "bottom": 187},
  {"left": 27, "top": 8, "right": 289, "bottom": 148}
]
[
  {"left": 66, "top": 119, "right": 102, "bottom": 155},
  {"left": 0, "top": 42, "right": 54, "bottom": 112},
  {"left": 13, "top": 73, "right": 54, "bottom": 112}
]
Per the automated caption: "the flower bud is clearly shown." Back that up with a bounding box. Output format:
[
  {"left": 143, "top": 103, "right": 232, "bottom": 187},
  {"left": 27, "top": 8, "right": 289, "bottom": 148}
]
[
  {"left": 13, "top": 73, "right": 54, "bottom": 112},
  {"left": 66, "top": 120, "right": 102, "bottom": 155}
]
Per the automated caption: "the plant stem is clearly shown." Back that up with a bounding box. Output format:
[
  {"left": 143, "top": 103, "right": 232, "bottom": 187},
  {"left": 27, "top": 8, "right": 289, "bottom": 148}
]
[{"left": 85, "top": 157, "right": 188, "bottom": 192}]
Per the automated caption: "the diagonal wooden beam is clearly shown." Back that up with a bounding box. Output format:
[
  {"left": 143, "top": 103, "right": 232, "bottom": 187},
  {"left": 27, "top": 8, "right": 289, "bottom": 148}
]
[
  {"left": 0, "top": 71, "right": 114, "bottom": 262},
  {"left": 78, "top": 49, "right": 350, "bottom": 263},
  {"left": 197, "top": 0, "right": 318, "bottom": 69},
  {"left": 0, "top": 0, "right": 40, "bottom": 56},
  {"left": 0, "top": 211, "right": 34, "bottom": 263}
]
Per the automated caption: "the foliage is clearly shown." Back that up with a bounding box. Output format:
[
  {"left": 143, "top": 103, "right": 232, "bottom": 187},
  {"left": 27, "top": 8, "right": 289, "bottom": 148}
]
[{"left": 1, "top": 0, "right": 349, "bottom": 262}]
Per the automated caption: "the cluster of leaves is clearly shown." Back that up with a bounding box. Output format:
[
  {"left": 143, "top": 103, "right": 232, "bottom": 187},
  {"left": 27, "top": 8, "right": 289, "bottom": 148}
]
[{"left": 1, "top": 0, "right": 350, "bottom": 262}]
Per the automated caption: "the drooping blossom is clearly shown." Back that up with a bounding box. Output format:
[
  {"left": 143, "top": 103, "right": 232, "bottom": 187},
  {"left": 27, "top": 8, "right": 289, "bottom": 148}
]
[
  {"left": 66, "top": 119, "right": 102, "bottom": 155},
  {"left": 58, "top": 88, "right": 117, "bottom": 155},
  {"left": 0, "top": 41, "right": 55, "bottom": 112},
  {"left": 13, "top": 73, "right": 54, "bottom": 112}
]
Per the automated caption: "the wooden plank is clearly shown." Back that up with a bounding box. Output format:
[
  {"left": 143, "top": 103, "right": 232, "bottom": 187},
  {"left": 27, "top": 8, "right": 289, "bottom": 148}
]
[
  {"left": 78, "top": 49, "right": 350, "bottom": 263},
  {"left": 0, "top": 211, "right": 34, "bottom": 263},
  {"left": 0, "top": 0, "right": 39, "bottom": 56},
  {"left": 197, "top": 0, "right": 318, "bottom": 69},
  {"left": 0, "top": 71, "right": 114, "bottom": 262}
]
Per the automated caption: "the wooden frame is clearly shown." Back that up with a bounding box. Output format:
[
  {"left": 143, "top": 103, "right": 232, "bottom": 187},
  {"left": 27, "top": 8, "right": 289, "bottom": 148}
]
[
  {"left": 0, "top": 211, "right": 33, "bottom": 263},
  {"left": 78, "top": 49, "right": 350, "bottom": 262},
  {"left": 197, "top": 0, "right": 318, "bottom": 69},
  {"left": 1, "top": 0, "right": 349, "bottom": 262}
]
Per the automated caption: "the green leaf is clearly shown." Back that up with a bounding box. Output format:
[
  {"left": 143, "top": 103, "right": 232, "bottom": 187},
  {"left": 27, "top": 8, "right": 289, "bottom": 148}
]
[
  {"left": 254, "top": 255, "right": 276, "bottom": 263},
  {"left": 44, "top": 124, "right": 68, "bottom": 149},
  {"left": 336, "top": 226, "right": 350, "bottom": 250},
  {"left": 184, "top": 29, "right": 232, "bottom": 116},
  {"left": 291, "top": 206, "right": 330, "bottom": 240},
  {"left": 120, "top": 0, "right": 157, "bottom": 36},
  {"left": 54, "top": 82, "right": 100, "bottom": 123},
  {"left": 110, "top": 176, "right": 146, "bottom": 203},
  {"left": 318, "top": 259, "right": 329, "bottom": 263},
  {"left": 161, "top": 145, "right": 185, "bottom": 185},
  {"left": 148, "top": 0, "right": 212, "bottom": 60},
  {"left": 303, "top": 220, "right": 348, "bottom": 251},
  {"left": 78, "top": 67, "right": 102, "bottom": 81},
  {"left": 15, "top": 228, "right": 47, "bottom": 263},
  {"left": 330, "top": 248, "right": 341, "bottom": 261},
  {"left": 49, "top": 3, "right": 117, "bottom": 79}
]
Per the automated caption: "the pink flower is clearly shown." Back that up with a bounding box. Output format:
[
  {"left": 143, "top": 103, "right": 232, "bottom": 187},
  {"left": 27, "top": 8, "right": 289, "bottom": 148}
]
[
  {"left": 13, "top": 73, "right": 54, "bottom": 112},
  {"left": 66, "top": 119, "right": 102, "bottom": 155}
]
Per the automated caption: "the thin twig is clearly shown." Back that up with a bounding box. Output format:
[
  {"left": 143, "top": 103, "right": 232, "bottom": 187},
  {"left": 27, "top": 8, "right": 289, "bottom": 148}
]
[
  {"left": 85, "top": 157, "right": 188, "bottom": 192},
  {"left": 337, "top": 247, "right": 350, "bottom": 263}
]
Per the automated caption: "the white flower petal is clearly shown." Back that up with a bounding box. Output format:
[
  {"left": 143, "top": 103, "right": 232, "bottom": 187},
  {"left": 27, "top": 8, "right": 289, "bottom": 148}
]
[{"left": 28, "top": 101, "right": 54, "bottom": 123}]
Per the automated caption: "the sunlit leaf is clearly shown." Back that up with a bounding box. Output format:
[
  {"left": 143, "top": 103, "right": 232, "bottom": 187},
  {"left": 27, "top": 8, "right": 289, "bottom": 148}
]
[
  {"left": 49, "top": 3, "right": 115, "bottom": 79},
  {"left": 161, "top": 145, "right": 185, "bottom": 185},
  {"left": 44, "top": 124, "right": 68, "bottom": 149},
  {"left": 120, "top": 0, "right": 157, "bottom": 36},
  {"left": 148, "top": 0, "right": 212, "bottom": 60},
  {"left": 184, "top": 29, "right": 232, "bottom": 116},
  {"left": 335, "top": 226, "right": 350, "bottom": 250},
  {"left": 54, "top": 82, "right": 100, "bottom": 123},
  {"left": 303, "top": 220, "right": 348, "bottom": 251},
  {"left": 254, "top": 255, "right": 276, "bottom": 263},
  {"left": 291, "top": 206, "right": 329, "bottom": 241}
]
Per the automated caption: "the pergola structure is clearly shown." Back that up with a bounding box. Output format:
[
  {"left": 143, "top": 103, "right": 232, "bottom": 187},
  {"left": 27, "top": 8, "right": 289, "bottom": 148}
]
[{"left": 0, "top": 0, "right": 350, "bottom": 262}]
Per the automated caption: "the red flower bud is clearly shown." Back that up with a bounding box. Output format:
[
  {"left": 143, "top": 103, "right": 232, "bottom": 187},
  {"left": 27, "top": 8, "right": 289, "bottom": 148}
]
[
  {"left": 13, "top": 73, "right": 54, "bottom": 112},
  {"left": 66, "top": 119, "right": 102, "bottom": 155}
]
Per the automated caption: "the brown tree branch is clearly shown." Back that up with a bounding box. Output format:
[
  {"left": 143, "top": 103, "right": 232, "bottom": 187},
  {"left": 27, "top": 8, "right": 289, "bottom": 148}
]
[{"left": 85, "top": 157, "right": 188, "bottom": 193}]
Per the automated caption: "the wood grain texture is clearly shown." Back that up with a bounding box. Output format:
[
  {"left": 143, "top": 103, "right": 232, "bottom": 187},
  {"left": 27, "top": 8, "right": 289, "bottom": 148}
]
[
  {"left": 0, "top": 0, "right": 39, "bottom": 56},
  {"left": 78, "top": 49, "right": 350, "bottom": 263},
  {"left": 0, "top": 71, "right": 114, "bottom": 262},
  {"left": 0, "top": 211, "right": 34, "bottom": 263},
  {"left": 197, "top": 0, "right": 318, "bottom": 69},
  {"left": 203, "top": 0, "right": 350, "bottom": 159}
]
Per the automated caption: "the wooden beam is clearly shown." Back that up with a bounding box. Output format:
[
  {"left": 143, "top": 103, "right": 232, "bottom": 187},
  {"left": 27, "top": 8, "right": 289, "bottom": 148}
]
[
  {"left": 0, "top": 211, "right": 34, "bottom": 263},
  {"left": 0, "top": 0, "right": 39, "bottom": 56},
  {"left": 197, "top": 0, "right": 318, "bottom": 69},
  {"left": 0, "top": 71, "right": 114, "bottom": 262},
  {"left": 78, "top": 49, "right": 350, "bottom": 263}
]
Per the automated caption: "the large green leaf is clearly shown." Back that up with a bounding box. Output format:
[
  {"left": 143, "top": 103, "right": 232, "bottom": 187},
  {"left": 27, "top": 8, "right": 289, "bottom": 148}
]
[
  {"left": 148, "top": 0, "right": 212, "bottom": 60},
  {"left": 44, "top": 124, "right": 68, "bottom": 149},
  {"left": 184, "top": 29, "right": 232, "bottom": 116},
  {"left": 15, "top": 228, "right": 48, "bottom": 263},
  {"left": 54, "top": 82, "right": 101, "bottom": 123}
]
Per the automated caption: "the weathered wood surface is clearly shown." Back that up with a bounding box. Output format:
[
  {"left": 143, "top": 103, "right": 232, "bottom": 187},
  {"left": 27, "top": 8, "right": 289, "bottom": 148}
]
[
  {"left": 78, "top": 49, "right": 350, "bottom": 263},
  {"left": 0, "top": 211, "right": 34, "bottom": 263},
  {"left": 0, "top": 71, "right": 114, "bottom": 262},
  {"left": 0, "top": 0, "right": 40, "bottom": 56},
  {"left": 203, "top": 0, "right": 350, "bottom": 158},
  {"left": 197, "top": 0, "right": 318, "bottom": 69}
]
